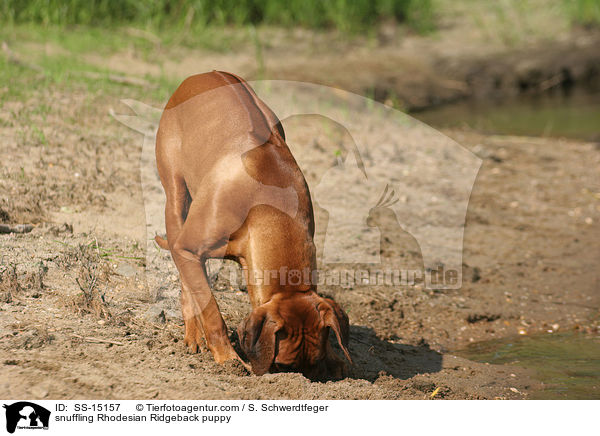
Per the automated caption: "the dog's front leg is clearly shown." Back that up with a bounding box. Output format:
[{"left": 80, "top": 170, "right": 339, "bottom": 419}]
[
  {"left": 172, "top": 246, "right": 240, "bottom": 363},
  {"left": 169, "top": 202, "right": 244, "bottom": 364}
]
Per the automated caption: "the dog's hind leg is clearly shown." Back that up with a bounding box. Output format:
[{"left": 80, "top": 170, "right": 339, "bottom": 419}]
[
  {"left": 161, "top": 175, "right": 209, "bottom": 353},
  {"left": 156, "top": 127, "right": 206, "bottom": 352}
]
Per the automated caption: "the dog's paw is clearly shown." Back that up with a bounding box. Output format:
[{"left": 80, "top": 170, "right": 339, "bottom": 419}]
[
  {"left": 184, "top": 337, "right": 207, "bottom": 354},
  {"left": 183, "top": 322, "right": 206, "bottom": 353}
]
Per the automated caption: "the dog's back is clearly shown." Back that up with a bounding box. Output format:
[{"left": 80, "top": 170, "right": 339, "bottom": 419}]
[
  {"left": 164, "top": 70, "right": 279, "bottom": 148},
  {"left": 157, "top": 71, "right": 292, "bottom": 194}
]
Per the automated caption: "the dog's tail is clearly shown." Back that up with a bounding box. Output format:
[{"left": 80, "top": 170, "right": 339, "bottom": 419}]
[{"left": 154, "top": 235, "right": 170, "bottom": 250}]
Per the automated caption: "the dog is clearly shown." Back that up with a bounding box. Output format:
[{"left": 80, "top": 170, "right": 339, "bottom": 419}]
[{"left": 154, "top": 71, "right": 351, "bottom": 379}]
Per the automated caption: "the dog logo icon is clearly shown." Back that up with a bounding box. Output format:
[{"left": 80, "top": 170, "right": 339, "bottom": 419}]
[{"left": 3, "top": 402, "right": 50, "bottom": 433}]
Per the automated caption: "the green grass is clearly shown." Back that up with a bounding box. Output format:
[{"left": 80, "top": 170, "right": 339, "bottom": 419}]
[
  {"left": 0, "top": 23, "right": 181, "bottom": 105},
  {"left": 0, "top": 0, "right": 434, "bottom": 34},
  {"left": 0, "top": 1, "right": 595, "bottom": 110},
  {"left": 564, "top": 0, "right": 600, "bottom": 27},
  {"left": 0, "top": 48, "right": 171, "bottom": 104}
]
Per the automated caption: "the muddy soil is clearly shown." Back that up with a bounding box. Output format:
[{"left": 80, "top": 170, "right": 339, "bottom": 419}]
[{"left": 1, "top": 26, "right": 599, "bottom": 400}]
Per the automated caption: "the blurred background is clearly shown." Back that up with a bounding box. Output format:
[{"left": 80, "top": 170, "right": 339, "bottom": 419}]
[{"left": 1, "top": 0, "right": 599, "bottom": 139}]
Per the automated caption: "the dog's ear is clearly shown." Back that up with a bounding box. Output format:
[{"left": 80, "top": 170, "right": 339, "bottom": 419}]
[
  {"left": 320, "top": 298, "right": 352, "bottom": 364},
  {"left": 238, "top": 307, "right": 283, "bottom": 375}
]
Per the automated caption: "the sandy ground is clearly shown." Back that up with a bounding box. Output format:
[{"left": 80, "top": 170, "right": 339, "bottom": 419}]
[{"left": 1, "top": 23, "right": 599, "bottom": 399}]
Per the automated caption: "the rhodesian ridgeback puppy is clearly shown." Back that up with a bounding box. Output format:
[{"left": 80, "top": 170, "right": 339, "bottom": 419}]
[{"left": 155, "top": 71, "right": 351, "bottom": 379}]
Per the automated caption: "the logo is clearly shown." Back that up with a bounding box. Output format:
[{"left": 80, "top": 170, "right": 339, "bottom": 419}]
[{"left": 3, "top": 402, "right": 50, "bottom": 433}]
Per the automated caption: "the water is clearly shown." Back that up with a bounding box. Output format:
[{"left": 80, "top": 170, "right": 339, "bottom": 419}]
[
  {"left": 419, "top": 90, "right": 600, "bottom": 398},
  {"left": 413, "top": 89, "right": 600, "bottom": 141},
  {"left": 456, "top": 333, "right": 600, "bottom": 399}
]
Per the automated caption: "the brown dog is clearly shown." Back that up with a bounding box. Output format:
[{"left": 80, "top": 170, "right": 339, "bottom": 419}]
[{"left": 154, "top": 71, "right": 351, "bottom": 379}]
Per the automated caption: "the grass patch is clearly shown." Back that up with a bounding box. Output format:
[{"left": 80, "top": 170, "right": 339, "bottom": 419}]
[
  {"left": 58, "top": 242, "right": 112, "bottom": 319},
  {"left": 0, "top": 264, "right": 20, "bottom": 303},
  {"left": 71, "top": 260, "right": 111, "bottom": 319},
  {"left": 57, "top": 239, "right": 145, "bottom": 266},
  {"left": 564, "top": 0, "right": 600, "bottom": 27},
  {"left": 0, "top": 262, "right": 48, "bottom": 303},
  {"left": 0, "top": 0, "right": 435, "bottom": 34},
  {"left": 0, "top": 24, "right": 180, "bottom": 103}
]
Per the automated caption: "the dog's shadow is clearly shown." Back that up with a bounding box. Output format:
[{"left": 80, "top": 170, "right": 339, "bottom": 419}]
[{"left": 334, "top": 325, "right": 443, "bottom": 382}]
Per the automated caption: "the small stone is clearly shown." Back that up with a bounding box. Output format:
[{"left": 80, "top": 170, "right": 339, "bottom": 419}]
[{"left": 30, "top": 384, "right": 49, "bottom": 398}]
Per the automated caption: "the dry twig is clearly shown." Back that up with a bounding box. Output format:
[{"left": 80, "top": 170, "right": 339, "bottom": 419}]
[
  {"left": 71, "top": 334, "right": 124, "bottom": 346},
  {"left": 0, "top": 224, "right": 34, "bottom": 234}
]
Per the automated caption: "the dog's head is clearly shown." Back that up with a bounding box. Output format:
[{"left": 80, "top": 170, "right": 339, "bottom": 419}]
[{"left": 237, "top": 291, "right": 351, "bottom": 380}]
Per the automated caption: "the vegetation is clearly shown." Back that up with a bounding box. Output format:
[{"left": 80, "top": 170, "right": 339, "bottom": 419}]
[
  {"left": 0, "top": 0, "right": 597, "bottom": 106},
  {"left": 565, "top": 0, "right": 600, "bottom": 27},
  {"left": 0, "top": 0, "right": 434, "bottom": 33}
]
